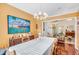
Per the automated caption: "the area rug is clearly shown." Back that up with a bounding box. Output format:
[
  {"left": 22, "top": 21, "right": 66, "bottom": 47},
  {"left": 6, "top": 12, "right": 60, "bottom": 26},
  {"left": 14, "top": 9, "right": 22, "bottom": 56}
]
[{"left": 53, "top": 43, "right": 76, "bottom": 55}]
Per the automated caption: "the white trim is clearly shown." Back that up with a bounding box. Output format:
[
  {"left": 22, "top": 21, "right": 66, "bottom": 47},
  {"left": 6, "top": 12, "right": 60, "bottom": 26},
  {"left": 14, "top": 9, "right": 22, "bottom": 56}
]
[
  {"left": 75, "top": 17, "right": 79, "bottom": 50},
  {"left": 42, "top": 17, "right": 76, "bottom": 22},
  {"left": 48, "top": 11, "right": 78, "bottom": 18},
  {"left": 41, "top": 21, "right": 44, "bottom": 34},
  {"left": 8, "top": 3, "right": 33, "bottom": 16}
]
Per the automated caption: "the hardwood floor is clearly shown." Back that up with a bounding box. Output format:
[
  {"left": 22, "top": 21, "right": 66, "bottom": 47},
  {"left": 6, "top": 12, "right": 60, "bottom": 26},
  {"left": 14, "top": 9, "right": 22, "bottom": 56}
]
[{"left": 53, "top": 43, "right": 79, "bottom": 55}]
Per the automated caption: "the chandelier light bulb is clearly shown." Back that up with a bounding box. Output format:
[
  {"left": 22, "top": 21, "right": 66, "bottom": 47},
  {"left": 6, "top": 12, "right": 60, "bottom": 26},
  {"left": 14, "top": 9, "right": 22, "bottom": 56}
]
[
  {"left": 43, "top": 12, "right": 48, "bottom": 17},
  {"left": 38, "top": 11, "right": 42, "bottom": 15}
]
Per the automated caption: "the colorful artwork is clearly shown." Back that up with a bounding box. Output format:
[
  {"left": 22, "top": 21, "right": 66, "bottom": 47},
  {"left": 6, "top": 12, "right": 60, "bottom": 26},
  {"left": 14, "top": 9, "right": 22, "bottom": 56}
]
[{"left": 8, "top": 15, "right": 30, "bottom": 34}]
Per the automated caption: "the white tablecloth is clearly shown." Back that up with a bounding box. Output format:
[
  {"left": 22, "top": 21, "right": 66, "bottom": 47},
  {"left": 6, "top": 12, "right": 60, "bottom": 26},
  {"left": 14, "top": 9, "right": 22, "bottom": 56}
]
[{"left": 6, "top": 37, "right": 57, "bottom": 55}]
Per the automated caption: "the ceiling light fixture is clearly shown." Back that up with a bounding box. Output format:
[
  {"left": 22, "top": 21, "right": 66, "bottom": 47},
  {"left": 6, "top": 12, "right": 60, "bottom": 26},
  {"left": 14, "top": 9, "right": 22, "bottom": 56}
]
[
  {"left": 33, "top": 4, "right": 48, "bottom": 20},
  {"left": 34, "top": 12, "right": 48, "bottom": 20}
]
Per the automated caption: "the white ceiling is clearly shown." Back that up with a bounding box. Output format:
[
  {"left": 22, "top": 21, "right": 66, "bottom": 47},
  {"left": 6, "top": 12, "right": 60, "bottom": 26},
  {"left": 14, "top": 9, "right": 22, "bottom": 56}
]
[{"left": 8, "top": 3, "right": 79, "bottom": 16}]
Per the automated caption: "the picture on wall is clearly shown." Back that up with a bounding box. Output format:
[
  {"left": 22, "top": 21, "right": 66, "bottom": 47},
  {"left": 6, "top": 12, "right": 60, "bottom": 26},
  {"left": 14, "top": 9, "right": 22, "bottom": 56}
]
[{"left": 8, "top": 15, "right": 30, "bottom": 34}]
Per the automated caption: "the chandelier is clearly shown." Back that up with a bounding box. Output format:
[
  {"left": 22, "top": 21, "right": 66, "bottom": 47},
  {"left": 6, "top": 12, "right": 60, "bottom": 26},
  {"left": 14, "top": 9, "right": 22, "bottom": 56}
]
[{"left": 34, "top": 12, "right": 48, "bottom": 20}]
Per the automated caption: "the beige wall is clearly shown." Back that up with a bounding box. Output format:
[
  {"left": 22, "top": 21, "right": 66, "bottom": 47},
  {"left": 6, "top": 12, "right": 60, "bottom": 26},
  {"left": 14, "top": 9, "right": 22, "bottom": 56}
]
[
  {"left": 0, "top": 4, "right": 37, "bottom": 48},
  {"left": 77, "top": 17, "right": 79, "bottom": 50},
  {"left": 36, "top": 20, "right": 42, "bottom": 33}
]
